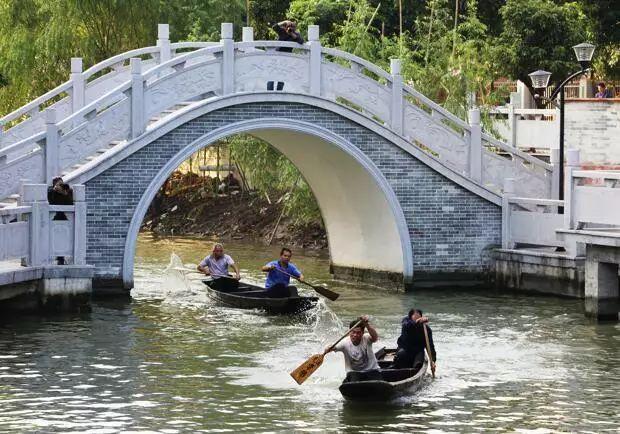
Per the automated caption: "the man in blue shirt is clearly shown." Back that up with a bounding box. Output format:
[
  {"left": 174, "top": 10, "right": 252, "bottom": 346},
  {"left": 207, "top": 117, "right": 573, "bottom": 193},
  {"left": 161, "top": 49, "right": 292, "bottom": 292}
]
[{"left": 261, "top": 247, "right": 305, "bottom": 298}]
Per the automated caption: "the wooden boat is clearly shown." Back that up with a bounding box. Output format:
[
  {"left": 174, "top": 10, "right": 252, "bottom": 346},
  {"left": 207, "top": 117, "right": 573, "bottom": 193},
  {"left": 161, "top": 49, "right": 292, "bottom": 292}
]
[
  {"left": 338, "top": 347, "right": 429, "bottom": 402},
  {"left": 203, "top": 279, "right": 319, "bottom": 314}
]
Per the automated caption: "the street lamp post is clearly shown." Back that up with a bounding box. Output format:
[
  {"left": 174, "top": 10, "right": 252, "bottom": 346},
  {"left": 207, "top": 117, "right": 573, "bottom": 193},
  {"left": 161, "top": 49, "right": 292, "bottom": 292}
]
[{"left": 528, "top": 42, "right": 596, "bottom": 202}]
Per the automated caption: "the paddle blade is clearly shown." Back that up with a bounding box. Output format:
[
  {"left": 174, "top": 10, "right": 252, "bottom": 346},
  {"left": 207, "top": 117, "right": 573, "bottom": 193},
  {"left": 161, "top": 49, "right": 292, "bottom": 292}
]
[
  {"left": 310, "top": 284, "right": 339, "bottom": 301},
  {"left": 290, "top": 353, "right": 324, "bottom": 385}
]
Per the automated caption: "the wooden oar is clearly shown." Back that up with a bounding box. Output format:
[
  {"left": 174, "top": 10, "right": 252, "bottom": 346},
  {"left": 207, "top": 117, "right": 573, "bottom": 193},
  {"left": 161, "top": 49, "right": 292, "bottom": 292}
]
[
  {"left": 274, "top": 268, "right": 339, "bottom": 301},
  {"left": 172, "top": 268, "right": 238, "bottom": 279},
  {"left": 423, "top": 323, "right": 435, "bottom": 378},
  {"left": 290, "top": 320, "right": 362, "bottom": 385}
]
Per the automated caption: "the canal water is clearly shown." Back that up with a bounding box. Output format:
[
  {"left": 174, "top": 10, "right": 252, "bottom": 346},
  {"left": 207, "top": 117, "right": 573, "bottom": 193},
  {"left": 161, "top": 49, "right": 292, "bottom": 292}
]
[{"left": 1, "top": 234, "right": 619, "bottom": 433}]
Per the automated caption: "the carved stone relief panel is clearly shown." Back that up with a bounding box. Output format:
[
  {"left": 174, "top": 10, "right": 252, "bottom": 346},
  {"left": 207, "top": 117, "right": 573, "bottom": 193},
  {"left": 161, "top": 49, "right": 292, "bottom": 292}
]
[
  {"left": 235, "top": 54, "right": 310, "bottom": 94},
  {"left": 0, "top": 152, "right": 44, "bottom": 199},
  {"left": 482, "top": 150, "right": 550, "bottom": 198},
  {"left": 50, "top": 219, "right": 74, "bottom": 257}
]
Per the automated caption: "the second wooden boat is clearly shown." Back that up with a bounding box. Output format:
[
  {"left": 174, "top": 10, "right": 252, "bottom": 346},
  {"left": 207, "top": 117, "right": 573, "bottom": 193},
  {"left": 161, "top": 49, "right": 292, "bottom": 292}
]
[{"left": 203, "top": 279, "right": 319, "bottom": 314}]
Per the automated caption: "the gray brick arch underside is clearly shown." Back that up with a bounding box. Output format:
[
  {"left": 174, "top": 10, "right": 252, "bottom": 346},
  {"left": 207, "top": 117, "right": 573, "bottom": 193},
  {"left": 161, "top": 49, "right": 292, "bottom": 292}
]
[{"left": 85, "top": 102, "right": 501, "bottom": 278}]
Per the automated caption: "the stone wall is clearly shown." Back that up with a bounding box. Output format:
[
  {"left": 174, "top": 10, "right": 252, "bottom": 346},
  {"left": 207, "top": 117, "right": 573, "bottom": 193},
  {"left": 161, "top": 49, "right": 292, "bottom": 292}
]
[
  {"left": 84, "top": 102, "right": 501, "bottom": 287},
  {"left": 565, "top": 99, "right": 620, "bottom": 167}
]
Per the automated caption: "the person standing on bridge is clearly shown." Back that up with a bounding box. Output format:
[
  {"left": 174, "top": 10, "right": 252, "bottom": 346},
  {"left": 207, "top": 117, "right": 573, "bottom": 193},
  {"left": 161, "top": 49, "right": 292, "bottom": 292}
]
[
  {"left": 267, "top": 20, "right": 304, "bottom": 91},
  {"left": 197, "top": 243, "right": 241, "bottom": 291},
  {"left": 261, "top": 247, "right": 304, "bottom": 297}
]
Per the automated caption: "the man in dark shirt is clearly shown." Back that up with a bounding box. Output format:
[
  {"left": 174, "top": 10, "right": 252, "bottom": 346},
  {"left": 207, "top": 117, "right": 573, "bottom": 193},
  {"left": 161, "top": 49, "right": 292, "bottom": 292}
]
[
  {"left": 47, "top": 177, "right": 74, "bottom": 265},
  {"left": 272, "top": 20, "right": 304, "bottom": 53},
  {"left": 393, "top": 308, "right": 437, "bottom": 373},
  {"left": 268, "top": 20, "right": 305, "bottom": 91}
]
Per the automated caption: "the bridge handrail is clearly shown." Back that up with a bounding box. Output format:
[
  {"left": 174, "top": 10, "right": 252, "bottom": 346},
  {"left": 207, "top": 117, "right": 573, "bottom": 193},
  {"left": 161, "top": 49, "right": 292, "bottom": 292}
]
[
  {"left": 0, "top": 205, "right": 32, "bottom": 217},
  {"left": 481, "top": 132, "right": 552, "bottom": 170},
  {"left": 56, "top": 81, "right": 132, "bottom": 131},
  {"left": 81, "top": 46, "right": 159, "bottom": 81},
  {"left": 142, "top": 45, "right": 225, "bottom": 81},
  {"left": 1, "top": 42, "right": 218, "bottom": 132},
  {"left": 0, "top": 132, "right": 45, "bottom": 158},
  {"left": 402, "top": 84, "right": 470, "bottom": 132},
  {"left": 572, "top": 170, "right": 620, "bottom": 180},
  {"left": 320, "top": 47, "right": 393, "bottom": 82}
]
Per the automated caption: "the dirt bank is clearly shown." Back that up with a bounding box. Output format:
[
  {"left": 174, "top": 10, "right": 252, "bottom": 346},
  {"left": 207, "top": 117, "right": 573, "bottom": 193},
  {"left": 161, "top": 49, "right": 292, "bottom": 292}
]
[{"left": 141, "top": 182, "right": 328, "bottom": 249}]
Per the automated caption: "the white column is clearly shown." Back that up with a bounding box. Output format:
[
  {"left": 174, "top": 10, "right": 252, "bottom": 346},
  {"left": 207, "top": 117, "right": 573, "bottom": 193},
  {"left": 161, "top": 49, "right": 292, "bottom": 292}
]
[
  {"left": 390, "top": 59, "right": 403, "bottom": 134},
  {"left": 0, "top": 119, "right": 4, "bottom": 147},
  {"left": 502, "top": 178, "right": 516, "bottom": 249},
  {"left": 507, "top": 103, "right": 517, "bottom": 148},
  {"left": 563, "top": 149, "right": 580, "bottom": 230},
  {"left": 242, "top": 26, "right": 254, "bottom": 52},
  {"left": 157, "top": 24, "right": 171, "bottom": 64},
  {"left": 308, "top": 25, "right": 321, "bottom": 97},
  {"left": 72, "top": 184, "right": 87, "bottom": 265},
  {"left": 130, "top": 58, "right": 144, "bottom": 139},
  {"left": 468, "top": 108, "right": 482, "bottom": 183},
  {"left": 21, "top": 184, "right": 50, "bottom": 266},
  {"left": 221, "top": 23, "right": 234, "bottom": 95},
  {"left": 45, "top": 109, "right": 59, "bottom": 185},
  {"left": 70, "top": 58, "right": 85, "bottom": 116},
  {"left": 550, "top": 148, "right": 560, "bottom": 200}
]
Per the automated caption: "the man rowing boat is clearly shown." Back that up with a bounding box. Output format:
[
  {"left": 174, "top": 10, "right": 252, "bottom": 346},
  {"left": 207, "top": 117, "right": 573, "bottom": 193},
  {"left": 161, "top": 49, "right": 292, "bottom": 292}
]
[
  {"left": 325, "top": 315, "right": 381, "bottom": 382},
  {"left": 197, "top": 243, "right": 241, "bottom": 291},
  {"left": 393, "top": 308, "right": 436, "bottom": 372},
  {"left": 261, "top": 247, "right": 304, "bottom": 298}
]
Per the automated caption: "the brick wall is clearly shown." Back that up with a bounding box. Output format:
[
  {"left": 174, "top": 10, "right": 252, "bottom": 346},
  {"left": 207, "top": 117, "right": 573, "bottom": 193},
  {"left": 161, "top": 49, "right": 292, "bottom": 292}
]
[
  {"left": 85, "top": 102, "right": 501, "bottom": 281},
  {"left": 566, "top": 99, "right": 620, "bottom": 166}
]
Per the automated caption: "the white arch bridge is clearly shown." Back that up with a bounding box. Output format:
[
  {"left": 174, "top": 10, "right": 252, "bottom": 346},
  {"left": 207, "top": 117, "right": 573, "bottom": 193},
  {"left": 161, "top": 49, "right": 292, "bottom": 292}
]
[{"left": 0, "top": 23, "right": 557, "bottom": 291}]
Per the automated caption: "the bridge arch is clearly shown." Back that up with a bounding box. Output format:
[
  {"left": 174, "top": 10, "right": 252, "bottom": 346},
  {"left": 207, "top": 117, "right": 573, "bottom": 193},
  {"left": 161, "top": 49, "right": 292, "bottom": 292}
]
[
  {"left": 74, "top": 93, "right": 503, "bottom": 290},
  {"left": 123, "top": 117, "right": 414, "bottom": 289}
]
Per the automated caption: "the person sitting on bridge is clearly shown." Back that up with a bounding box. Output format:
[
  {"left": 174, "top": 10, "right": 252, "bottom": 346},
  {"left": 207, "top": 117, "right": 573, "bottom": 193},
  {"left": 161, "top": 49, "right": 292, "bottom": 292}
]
[
  {"left": 197, "top": 243, "right": 241, "bottom": 291},
  {"left": 392, "top": 308, "right": 436, "bottom": 373},
  {"left": 325, "top": 315, "right": 382, "bottom": 382},
  {"left": 261, "top": 247, "right": 303, "bottom": 297}
]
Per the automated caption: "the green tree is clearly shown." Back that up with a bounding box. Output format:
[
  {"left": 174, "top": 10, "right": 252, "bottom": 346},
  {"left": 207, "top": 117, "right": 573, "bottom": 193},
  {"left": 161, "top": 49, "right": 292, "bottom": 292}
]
[{"left": 495, "top": 0, "right": 589, "bottom": 94}]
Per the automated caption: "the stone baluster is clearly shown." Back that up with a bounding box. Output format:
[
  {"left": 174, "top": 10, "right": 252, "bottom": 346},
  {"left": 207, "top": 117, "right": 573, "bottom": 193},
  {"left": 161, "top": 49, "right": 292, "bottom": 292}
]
[
  {"left": 563, "top": 149, "right": 580, "bottom": 231},
  {"left": 0, "top": 119, "right": 4, "bottom": 148},
  {"left": 72, "top": 185, "right": 87, "bottom": 265},
  {"left": 70, "top": 58, "right": 85, "bottom": 115},
  {"left": 390, "top": 59, "right": 403, "bottom": 135},
  {"left": 501, "top": 178, "right": 516, "bottom": 249},
  {"left": 550, "top": 148, "right": 560, "bottom": 200},
  {"left": 221, "top": 23, "right": 234, "bottom": 95},
  {"left": 308, "top": 25, "right": 321, "bottom": 97},
  {"left": 45, "top": 109, "right": 59, "bottom": 185},
  {"left": 507, "top": 103, "right": 516, "bottom": 148},
  {"left": 21, "top": 184, "right": 50, "bottom": 266},
  {"left": 130, "top": 58, "right": 144, "bottom": 139},
  {"left": 157, "top": 24, "right": 171, "bottom": 64},
  {"left": 242, "top": 26, "right": 254, "bottom": 52},
  {"left": 468, "top": 107, "right": 482, "bottom": 183}
]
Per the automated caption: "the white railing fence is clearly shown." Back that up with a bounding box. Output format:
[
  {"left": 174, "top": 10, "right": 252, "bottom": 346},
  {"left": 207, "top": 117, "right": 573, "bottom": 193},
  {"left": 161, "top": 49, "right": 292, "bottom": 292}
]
[
  {"left": 0, "top": 23, "right": 552, "bottom": 202},
  {"left": 0, "top": 184, "right": 87, "bottom": 266},
  {"left": 502, "top": 150, "right": 620, "bottom": 255},
  {"left": 0, "top": 23, "right": 217, "bottom": 155},
  {"left": 490, "top": 105, "right": 559, "bottom": 151}
]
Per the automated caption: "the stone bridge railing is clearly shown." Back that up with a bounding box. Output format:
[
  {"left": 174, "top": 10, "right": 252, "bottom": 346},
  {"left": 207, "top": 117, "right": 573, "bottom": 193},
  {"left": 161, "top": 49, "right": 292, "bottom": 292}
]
[
  {"left": 0, "top": 184, "right": 86, "bottom": 266},
  {"left": 0, "top": 24, "right": 216, "bottom": 155},
  {"left": 0, "top": 23, "right": 552, "bottom": 201},
  {"left": 502, "top": 150, "right": 620, "bottom": 254}
]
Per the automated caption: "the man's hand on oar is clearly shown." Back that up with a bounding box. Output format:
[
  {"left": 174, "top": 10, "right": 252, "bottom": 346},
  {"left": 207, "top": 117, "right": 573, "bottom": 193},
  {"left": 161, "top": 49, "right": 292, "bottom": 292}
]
[
  {"left": 274, "top": 268, "right": 339, "bottom": 301},
  {"left": 290, "top": 320, "right": 362, "bottom": 385}
]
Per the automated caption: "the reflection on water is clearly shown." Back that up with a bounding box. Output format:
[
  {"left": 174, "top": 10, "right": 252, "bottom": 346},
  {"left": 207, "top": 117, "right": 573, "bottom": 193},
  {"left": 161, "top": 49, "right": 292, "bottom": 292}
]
[{"left": 0, "top": 233, "right": 619, "bottom": 432}]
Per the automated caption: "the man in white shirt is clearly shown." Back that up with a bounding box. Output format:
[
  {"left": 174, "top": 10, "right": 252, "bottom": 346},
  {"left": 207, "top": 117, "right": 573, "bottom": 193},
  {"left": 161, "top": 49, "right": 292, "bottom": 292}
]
[
  {"left": 197, "top": 243, "right": 241, "bottom": 291},
  {"left": 326, "top": 315, "right": 382, "bottom": 382}
]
